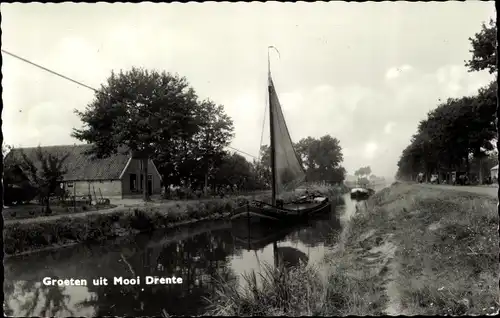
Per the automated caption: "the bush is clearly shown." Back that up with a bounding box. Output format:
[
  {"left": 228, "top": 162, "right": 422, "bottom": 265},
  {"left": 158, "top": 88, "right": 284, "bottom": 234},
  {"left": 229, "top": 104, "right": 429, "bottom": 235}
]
[
  {"left": 4, "top": 184, "right": 37, "bottom": 205},
  {"left": 129, "top": 208, "right": 154, "bottom": 231},
  {"left": 4, "top": 195, "right": 253, "bottom": 256}
]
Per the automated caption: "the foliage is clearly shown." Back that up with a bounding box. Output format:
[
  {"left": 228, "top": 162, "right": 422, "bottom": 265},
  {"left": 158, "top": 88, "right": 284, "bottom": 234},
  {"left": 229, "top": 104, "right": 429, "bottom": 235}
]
[
  {"left": 156, "top": 99, "right": 234, "bottom": 188},
  {"left": 396, "top": 20, "right": 497, "bottom": 182},
  {"left": 206, "top": 262, "right": 326, "bottom": 316},
  {"left": 259, "top": 135, "right": 346, "bottom": 185},
  {"left": 72, "top": 67, "right": 206, "bottom": 200},
  {"left": 71, "top": 67, "right": 347, "bottom": 194},
  {"left": 3, "top": 195, "right": 258, "bottom": 256},
  {"left": 213, "top": 152, "right": 264, "bottom": 190},
  {"left": 465, "top": 19, "right": 497, "bottom": 74},
  {"left": 295, "top": 135, "right": 346, "bottom": 183},
  {"left": 354, "top": 166, "right": 372, "bottom": 178},
  {"left": 13, "top": 147, "right": 69, "bottom": 212},
  {"left": 2, "top": 144, "right": 13, "bottom": 156}
]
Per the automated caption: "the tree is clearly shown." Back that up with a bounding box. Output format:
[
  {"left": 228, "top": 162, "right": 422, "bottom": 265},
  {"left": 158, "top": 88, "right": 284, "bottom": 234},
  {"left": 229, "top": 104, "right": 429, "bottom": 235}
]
[
  {"left": 295, "top": 135, "right": 345, "bottom": 183},
  {"left": 73, "top": 67, "right": 201, "bottom": 201},
  {"left": 213, "top": 152, "right": 254, "bottom": 190},
  {"left": 256, "top": 145, "right": 272, "bottom": 186},
  {"left": 396, "top": 88, "right": 497, "bottom": 182},
  {"left": 17, "top": 146, "right": 69, "bottom": 213},
  {"left": 354, "top": 166, "right": 372, "bottom": 179},
  {"left": 189, "top": 99, "right": 234, "bottom": 192},
  {"left": 4, "top": 147, "right": 38, "bottom": 205},
  {"left": 2, "top": 144, "right": 13, "bottom": 156},
  {"left": 465, "top": 19, "right": 497, "bottom": 74},
  {"left": 258, "top": 135, "right": 346, "bottom": 185}
]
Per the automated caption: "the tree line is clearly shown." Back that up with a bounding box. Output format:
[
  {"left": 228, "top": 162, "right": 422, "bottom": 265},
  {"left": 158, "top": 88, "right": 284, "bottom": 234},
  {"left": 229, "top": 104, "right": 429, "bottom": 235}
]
[
  {"left": 4, "top": 67, "right": 346, "bottom": 202},
  {"left": 396, "top": 19, "right": 497, "bottom": 184}
]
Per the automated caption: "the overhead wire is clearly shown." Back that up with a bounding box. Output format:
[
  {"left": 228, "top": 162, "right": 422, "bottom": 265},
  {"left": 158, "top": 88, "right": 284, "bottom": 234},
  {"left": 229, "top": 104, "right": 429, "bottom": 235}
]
[{"left": 2, "top": 49, "right": 259, "bottom": 160}]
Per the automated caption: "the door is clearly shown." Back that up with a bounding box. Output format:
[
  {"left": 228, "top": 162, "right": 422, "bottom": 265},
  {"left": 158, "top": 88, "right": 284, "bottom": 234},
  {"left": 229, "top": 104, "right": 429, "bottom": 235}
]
[{"left": 147, "top": 175, "right": 153, "bottom": 196}]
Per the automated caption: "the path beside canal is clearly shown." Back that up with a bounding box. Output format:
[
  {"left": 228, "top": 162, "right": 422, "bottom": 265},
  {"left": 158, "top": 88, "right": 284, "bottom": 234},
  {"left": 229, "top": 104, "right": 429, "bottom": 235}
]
[
  {"left": 213, "top": 182, "right": 499, "bottom": 316},
  {"left": 335, "top": 182, "right": 499, "bottom": 316},
  {"left": 4, "top": 191, "right": 270, "bottom": 225},
  {"left": 416, "top": 183, "right": 497, "bottom": 197}
]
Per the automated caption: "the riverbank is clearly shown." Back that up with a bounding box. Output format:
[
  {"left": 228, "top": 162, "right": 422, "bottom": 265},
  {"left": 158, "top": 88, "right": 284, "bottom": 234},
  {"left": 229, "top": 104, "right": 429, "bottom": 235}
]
[
  {"left": 208, "top": 182, "right": 499, "bottom": 316},
  {"left": 4, "top": 185, "right": 345, "bottom": 257}
]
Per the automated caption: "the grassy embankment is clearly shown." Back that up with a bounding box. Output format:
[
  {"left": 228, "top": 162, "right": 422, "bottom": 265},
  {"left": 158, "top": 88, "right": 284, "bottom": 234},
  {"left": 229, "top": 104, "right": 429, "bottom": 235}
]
[
  {"left": 3, "top": 203, "right": 117, "bottom": 221},
  {"left": 4, "top": 184, "right": 345, "bottom": 257},
  {"left": 207, "top": 182, "right": 499, "bottom": 316}
]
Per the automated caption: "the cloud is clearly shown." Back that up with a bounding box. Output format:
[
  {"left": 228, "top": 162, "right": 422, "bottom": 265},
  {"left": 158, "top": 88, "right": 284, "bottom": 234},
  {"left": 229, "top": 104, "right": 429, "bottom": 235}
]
[
  {"left": 384, "top": 122, "right": 396, "bottom": 134},
  {"left": 363, "top": 142, "right": 378, "bottom": 160},
  {"left": 385, "top": 64, "right": 413, "bottom": 80}
]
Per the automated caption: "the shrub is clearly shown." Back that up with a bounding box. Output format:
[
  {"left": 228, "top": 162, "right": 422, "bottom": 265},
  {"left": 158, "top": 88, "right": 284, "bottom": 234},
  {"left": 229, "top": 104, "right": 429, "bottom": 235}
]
[
  {"left": 4, "top": 194, "right": 250, "bottom": 256},
  {"left": 129, "top": 208, "right": 154, "bottom": 231}
]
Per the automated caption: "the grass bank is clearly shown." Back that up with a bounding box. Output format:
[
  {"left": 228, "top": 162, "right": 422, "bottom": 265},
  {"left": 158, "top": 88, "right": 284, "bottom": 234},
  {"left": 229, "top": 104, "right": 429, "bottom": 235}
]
[
  {"left": 207, "top": 183, "right": 499, "bottom": 316},
  {"left": 4, "top": 186, "right": 345, "bottom": 257},
  {"left": 3, "top": 203, "right": 117, "bottom": 221}
]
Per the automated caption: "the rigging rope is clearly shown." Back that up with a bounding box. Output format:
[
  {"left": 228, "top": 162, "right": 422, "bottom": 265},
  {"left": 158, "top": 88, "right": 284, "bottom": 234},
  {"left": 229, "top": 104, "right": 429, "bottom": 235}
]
[{"left": 2, "top": 49, "right": 259, "bottom": 159}]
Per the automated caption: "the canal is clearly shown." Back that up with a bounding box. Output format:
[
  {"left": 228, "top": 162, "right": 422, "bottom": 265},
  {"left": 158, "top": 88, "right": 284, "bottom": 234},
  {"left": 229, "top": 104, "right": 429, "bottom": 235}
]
[{"left": 3, "top": 193, "right": 370, "bottom": 317}]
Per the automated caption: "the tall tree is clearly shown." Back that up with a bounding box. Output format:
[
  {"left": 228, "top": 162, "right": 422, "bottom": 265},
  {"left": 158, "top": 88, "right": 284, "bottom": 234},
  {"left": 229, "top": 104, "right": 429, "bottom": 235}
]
[
  {"left": 72, "top": 67, "right": 201, "bottom": 201},
  {"left": 190, "top": 99, "right": 234, "bottom": 192},
  {"left": 465, "top": 19, "right": 497, "bottom": 74},
  {"left": 295, "top": 135, "right": 345, "bottom": 183},
  {"left": 213, "top": 152, "right": 253, "bottom": 189}
]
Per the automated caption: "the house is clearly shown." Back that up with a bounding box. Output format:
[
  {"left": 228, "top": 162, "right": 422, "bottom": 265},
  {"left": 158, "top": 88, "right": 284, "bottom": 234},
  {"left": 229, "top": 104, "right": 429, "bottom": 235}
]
[
  {"left": 491, "top": 165, "right": 499, "bottom": 180},
  {"left": 4, "top": 144, "right": 162, "bottom": 200}
]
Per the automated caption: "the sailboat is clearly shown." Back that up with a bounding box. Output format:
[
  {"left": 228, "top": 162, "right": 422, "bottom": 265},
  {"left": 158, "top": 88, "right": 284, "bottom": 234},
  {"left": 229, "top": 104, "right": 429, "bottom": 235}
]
[{"left": 231, "top": 47, "right": 331, "bottom": 224}]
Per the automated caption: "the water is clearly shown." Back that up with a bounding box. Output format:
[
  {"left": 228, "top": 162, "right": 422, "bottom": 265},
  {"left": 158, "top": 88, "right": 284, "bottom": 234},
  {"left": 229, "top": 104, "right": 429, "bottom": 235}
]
[{"left": 3, "top": 193, "right": 369, "bottom": 317}]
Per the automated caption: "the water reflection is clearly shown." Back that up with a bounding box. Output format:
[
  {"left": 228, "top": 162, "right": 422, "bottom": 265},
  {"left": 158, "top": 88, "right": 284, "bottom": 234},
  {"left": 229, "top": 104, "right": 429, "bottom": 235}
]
[{"left": 4, "top": 195, "right": 354, "bottom": 317}]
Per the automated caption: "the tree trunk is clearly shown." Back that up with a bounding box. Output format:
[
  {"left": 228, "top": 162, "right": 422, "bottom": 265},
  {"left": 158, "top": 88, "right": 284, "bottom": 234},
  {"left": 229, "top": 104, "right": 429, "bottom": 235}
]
[
  {"left": 465, "top": 155, "right": 470, "bottom": 177},
  {"left": 45, "top": 195, "right": 51, "bottom": 214},
  {"left": 143, "top": 157, "right": 150, "bottom": 202},
  {"left": 204, "top": 172, "right": 209, "bottom": 196},
  {"left": 478, "top": 156, "right": 483, "bottom": 184}
]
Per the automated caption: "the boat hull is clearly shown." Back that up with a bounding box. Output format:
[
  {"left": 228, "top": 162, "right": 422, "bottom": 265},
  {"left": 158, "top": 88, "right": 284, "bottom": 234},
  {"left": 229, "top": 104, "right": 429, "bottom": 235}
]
[
  {"left": 230, "top": 197, "right": 331, "bottom": 224},
  {"left": 350, "top": 188, "right": 375, "bottom": 200}
]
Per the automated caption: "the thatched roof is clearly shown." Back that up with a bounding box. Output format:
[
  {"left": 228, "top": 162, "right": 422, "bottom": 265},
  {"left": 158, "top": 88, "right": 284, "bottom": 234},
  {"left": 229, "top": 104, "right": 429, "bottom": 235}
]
[{"left": 4, "top": 144, "right": 131, "bottom": 181}]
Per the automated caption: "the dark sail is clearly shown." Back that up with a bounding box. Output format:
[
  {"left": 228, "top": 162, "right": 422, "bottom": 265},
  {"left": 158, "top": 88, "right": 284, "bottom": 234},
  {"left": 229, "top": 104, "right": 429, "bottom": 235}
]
[{"left": 268, "top": 75, "right": 306, "bottom": 196}]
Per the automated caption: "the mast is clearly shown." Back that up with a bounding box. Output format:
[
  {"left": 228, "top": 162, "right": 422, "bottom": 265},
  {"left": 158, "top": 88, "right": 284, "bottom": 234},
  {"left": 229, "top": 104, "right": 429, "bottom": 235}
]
[{"left": 268, "top": 46, "right": 277, "bottom": 207}]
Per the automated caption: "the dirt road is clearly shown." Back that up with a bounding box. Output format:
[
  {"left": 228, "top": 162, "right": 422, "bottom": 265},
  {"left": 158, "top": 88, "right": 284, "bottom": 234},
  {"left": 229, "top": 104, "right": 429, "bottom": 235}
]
[{"left": 416, "top": 183, "right": 498, "bottom": 198}]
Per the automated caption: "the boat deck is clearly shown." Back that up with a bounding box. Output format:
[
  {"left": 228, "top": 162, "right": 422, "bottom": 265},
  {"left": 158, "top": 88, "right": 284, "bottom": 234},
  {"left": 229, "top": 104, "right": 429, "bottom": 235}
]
[{"left": 283, "top": 202, "right": 322, "bottom": 210}]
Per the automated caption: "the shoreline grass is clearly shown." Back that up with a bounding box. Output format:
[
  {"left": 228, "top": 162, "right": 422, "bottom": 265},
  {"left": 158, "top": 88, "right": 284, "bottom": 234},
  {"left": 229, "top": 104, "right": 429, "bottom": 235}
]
[
  {"left": 4, "top": 187, "right": 345, "bottom": 257},
  {"left": 206, "top": 183, "right": 499, "bottom": 316}
]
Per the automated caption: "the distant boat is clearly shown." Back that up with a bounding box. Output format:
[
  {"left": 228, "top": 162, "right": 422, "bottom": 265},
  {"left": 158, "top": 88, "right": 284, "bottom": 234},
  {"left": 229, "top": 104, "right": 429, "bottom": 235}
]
[
  {"left": 350, "top": 187, "right": 375, "bottom": 200},
  {"left": 231, "top": 47, "right": 331, "bottom": 224}
]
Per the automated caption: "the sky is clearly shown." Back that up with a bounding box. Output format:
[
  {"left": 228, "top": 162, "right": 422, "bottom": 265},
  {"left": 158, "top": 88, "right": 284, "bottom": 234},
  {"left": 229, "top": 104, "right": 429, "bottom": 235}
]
[{"left": 1, "top": 2, "right": 496, "bottom": 179}]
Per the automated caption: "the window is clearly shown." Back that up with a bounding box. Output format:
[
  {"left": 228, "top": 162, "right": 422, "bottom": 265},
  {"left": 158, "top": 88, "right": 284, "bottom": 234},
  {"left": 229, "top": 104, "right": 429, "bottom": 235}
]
[
  {"left": 130, "top": 174, "right": 137, "bottom": 191},
  {"left": 139, "top": 160, "right": 144, "bottom": 171},
  {"left": 140, "top": 174, "right": 144, "bottom": 190}
]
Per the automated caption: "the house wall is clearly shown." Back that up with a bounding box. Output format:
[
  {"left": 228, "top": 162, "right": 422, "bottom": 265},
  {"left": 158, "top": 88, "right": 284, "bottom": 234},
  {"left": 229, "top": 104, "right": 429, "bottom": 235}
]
[
  {"left": 63, "top": 180, "right": 123, "bottom": 200},
  {"left": 121, "top": 158, "right": 162, "bottom": 197}
]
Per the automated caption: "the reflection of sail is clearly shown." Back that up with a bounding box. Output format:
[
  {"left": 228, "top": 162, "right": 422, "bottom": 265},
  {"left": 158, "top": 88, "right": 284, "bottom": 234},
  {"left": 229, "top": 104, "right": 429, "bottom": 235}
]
[
  {"left": 275, "top": 246, "right": 308, "bottom": 269},
  {"left": 268, "top": 76, "right": 306, "bottom": 196}
]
